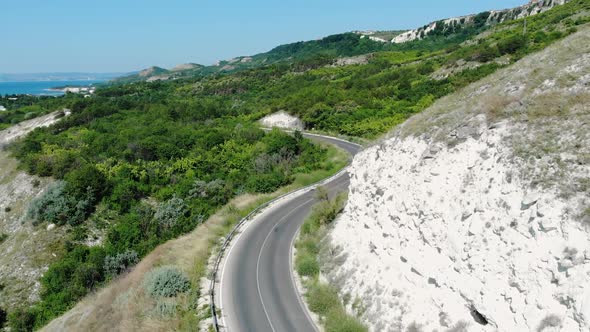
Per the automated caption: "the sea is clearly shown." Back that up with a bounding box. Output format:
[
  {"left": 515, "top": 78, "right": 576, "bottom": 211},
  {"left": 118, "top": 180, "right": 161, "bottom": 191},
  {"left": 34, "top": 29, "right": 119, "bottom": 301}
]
[{"left": 0, "top": 80, "right": 105, "bottom": 96}]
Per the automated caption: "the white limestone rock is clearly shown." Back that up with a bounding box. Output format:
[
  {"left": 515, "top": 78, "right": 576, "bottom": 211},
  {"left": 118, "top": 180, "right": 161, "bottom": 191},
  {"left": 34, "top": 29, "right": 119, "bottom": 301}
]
[
  {"left": 328, "top": 129, "right": 590, "bottom": 332},
  {"left": 259, "top": 111, "right": 304, "bottom": 130}
]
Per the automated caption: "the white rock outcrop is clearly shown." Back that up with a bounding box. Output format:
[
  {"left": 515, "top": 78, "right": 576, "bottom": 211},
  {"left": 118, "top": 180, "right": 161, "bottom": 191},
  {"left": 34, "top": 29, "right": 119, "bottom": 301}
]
[
  {"left": 392, "top": 0, "right": 570, "bottom": 44},
  {"left": 326, "top": 27, "right": 590, "bottom": 332},
  {"left": 259, "top": 111, "right": 304, "bottom": 130},
  {"left": 329, "top": 128, "right": 589, "bottom": 332},
  {"left": 0, "top": 111, "right": 65, "bottom": 147}
]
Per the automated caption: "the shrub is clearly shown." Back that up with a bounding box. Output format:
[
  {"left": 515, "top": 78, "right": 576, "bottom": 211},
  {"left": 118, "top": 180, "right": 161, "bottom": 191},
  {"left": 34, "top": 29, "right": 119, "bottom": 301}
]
[
  {"left": 325, "top": 308, "right": 367, "bottom": 332},
  {"left": 306, "top": 283, "right": 341, "bottom": 315},
  {"left": 189, "top": 179, "right": 231, "bottom": 205},
  {"left": 64, "top": 164, "right": 108, "bottom": 202},
  {"left": 246, "top": 171, "right": 289, "bottom": 193},
  {"left": 296, "top": 252, "right": 320, "bottom": 277},
  {"left": 8, "top": 308, "right": 35, "bottom": 332},
  {"left": 26, "top": 181, "right": 93, "bottom": 226},
  {"left": 473, "top": 45, "right": 500, "bottom": 62},
  {"left": 154, "top": 196, "right": 187, "bottom": 230},
  {"left": 498, "top": 34, "right": 527, "bottom": 55},
  {"left": 104, "top": 250, "right": 139, "bottom": 279},
  {"left": 0, "top": 233, "right": 7, "bottom": 244},
  {"left": 143, "top": 265, "right": 190, "bottom": 298}
]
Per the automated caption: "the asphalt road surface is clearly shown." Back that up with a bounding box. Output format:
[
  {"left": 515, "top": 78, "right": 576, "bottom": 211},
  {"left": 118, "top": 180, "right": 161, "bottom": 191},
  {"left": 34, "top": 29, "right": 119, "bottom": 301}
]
[{"left": 219, "top": 133, "right": 361, "bottom": 332}]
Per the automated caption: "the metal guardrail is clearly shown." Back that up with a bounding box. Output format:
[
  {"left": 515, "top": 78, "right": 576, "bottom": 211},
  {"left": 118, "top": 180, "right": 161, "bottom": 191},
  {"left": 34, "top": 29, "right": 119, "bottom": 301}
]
[{"left": 208, "top": 133, "right": 360, "bottom": 332}]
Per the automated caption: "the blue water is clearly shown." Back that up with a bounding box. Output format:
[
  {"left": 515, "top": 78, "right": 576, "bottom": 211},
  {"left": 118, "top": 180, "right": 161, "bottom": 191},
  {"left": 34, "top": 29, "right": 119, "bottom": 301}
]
[{"left": 0, "top": 80, "right": 105, "bottom": 96}]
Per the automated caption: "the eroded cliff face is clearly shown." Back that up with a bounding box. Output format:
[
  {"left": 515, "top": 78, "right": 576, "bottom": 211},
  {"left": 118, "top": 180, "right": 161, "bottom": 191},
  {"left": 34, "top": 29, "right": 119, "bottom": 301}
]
[
  {"left": 324, "top": 27, "right": 590, "bottom": 332},
  {"left": 0, "top": 111, "right": 66, "bottom": 308},
  {"left": 391, "top": 0, "right": 569, "bottom": 43}
]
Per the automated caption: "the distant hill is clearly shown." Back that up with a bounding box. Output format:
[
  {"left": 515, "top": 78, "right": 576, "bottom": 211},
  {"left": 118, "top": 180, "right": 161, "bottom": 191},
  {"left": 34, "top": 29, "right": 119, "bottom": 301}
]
[
  {"left": 112, "top": 32, "right": 393, "bottom": 84},
  {"left": 114, "top": 1, "right": 573, "bottom": 85}
]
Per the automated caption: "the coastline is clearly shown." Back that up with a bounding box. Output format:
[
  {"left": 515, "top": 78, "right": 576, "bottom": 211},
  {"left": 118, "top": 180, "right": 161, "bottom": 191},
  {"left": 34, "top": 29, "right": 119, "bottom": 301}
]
[{"left": 0, "top": 80, "right": 104, "bottom": 96}]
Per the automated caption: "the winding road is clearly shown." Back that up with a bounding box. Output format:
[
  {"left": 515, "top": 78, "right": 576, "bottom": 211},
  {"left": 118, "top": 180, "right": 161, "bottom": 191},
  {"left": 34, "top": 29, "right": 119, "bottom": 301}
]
[{"left": 217, "top": 133, "right": 361, "bottom": 332}]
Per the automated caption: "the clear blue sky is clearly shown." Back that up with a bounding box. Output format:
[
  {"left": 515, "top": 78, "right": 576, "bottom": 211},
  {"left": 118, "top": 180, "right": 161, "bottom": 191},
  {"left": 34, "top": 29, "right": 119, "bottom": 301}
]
[{"left": 0, "top": 0, "right": 526, "bottom": 73}]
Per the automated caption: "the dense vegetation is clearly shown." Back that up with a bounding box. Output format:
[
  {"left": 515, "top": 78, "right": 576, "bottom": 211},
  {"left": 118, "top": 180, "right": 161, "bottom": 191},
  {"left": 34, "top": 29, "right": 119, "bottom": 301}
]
[
  {"left": 7, "top": 95, "right": 330, "bottom": 329},
  {"left": 2, "top": 1, "right": 588, "bottom": 330}
]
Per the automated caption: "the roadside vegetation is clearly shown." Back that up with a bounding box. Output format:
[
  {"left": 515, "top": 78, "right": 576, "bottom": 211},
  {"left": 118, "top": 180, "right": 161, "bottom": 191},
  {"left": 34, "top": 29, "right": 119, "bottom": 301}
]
[
  {"left": 295, "top": 189, "right": 366, "bottom": 332},
  {"left": 36, "top": 143, "right": 349, "bottom": 331}
]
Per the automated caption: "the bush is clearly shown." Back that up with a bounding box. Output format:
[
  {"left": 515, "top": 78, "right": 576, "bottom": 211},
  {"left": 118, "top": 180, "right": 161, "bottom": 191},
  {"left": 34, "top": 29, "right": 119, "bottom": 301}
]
[
  {"left": 473, "top": 45, "right": 500, "bottom": 62},
  {"left": 189, "top": 179, "right": 231, "bottom": 205},
  {"left": 0, "top": 233, "right": 7, "bottom": 244},
  {"left": 498, "top": 34, "right": 527, "bottom": 55},
  {"left": 246, "top": 171, "right": 289, "bottom": 193},
  {"left": 325, "top": 308, "right": 367, "bottom": 332},
  {"left": 306, "top": 283, "right": 341, "bottom": 315},
  {"left": 154, "top": 196, "right": 187, "bottom": 230},
  {"left": 296, "top": 252, "right": 320, "bottom": 277},
  {"left": 104, "top": 249, "right": 139, "bottom": 279},
  {"left": 143, "top": 265, "right": 190, "bottom": 298},
  {"left": 8, "top": 308, "right": 35, "bottom": 332},
  {"left": 26, "top": 181, "right": 92, "bottom": 226},
  {"left": 64, "top": 164, "right": 108, "bottom": 202}
]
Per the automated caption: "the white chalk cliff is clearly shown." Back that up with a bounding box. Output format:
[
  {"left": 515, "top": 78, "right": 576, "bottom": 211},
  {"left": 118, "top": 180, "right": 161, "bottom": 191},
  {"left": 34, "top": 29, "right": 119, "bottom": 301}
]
[
  {"left": 325, "top": 27, "right": 590, "bottom": 332},
  {"left": 391, "top": 0, "right": 569, "bottom": 43}
]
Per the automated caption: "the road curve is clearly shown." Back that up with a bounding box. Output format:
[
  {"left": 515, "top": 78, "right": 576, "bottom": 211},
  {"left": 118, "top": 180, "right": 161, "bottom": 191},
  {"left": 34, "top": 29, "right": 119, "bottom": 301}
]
[{"left": 218, "top": 133, "right": 361, "bottom": 332}]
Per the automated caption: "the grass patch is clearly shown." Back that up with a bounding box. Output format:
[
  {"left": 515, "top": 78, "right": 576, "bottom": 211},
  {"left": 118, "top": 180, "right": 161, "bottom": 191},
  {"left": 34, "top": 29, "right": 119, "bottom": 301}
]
[{"left": 294, "top": 191, "right": 367, "bottom": 332}]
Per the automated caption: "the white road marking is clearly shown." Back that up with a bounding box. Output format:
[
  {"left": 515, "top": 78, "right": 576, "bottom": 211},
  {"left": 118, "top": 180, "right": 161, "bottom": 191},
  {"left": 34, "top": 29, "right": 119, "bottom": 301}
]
[{"left": 256, "top": 198, "right": 314, "bottom": 332}]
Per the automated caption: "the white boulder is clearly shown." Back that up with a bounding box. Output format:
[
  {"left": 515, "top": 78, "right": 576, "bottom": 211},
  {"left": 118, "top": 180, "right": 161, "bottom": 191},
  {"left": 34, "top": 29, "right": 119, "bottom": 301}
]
[{"left": 259, "top": 111, "right": 304, "bottom": 130}]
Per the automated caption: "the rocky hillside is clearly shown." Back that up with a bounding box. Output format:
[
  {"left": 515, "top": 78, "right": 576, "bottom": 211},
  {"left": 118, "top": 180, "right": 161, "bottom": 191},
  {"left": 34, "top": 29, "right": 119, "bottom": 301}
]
[
  {"left": 362, "top": 0, "right": 570, "bottom": 43},
  {"left": 0, "top": 112, "right": 67, "bottom": 310},
  {"left": 324, "top": 26, "right": 590, "bottom": 332}
]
